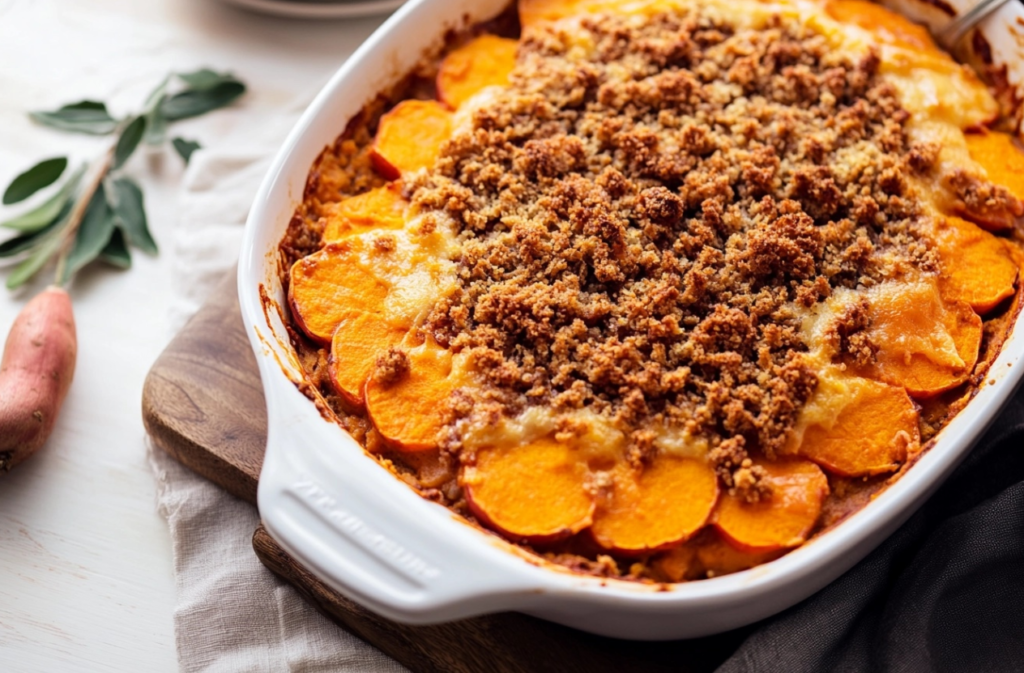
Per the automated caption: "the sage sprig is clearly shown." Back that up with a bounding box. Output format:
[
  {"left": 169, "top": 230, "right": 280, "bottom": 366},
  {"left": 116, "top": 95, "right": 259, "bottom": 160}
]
[{"left": 0, "top": 68, "right": 246, "bottom": 290}]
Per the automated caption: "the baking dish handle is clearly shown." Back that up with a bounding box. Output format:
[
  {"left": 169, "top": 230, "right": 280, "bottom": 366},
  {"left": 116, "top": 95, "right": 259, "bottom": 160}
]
[{"left": 257, "top": 383, "right": 551, "bottom": 625}]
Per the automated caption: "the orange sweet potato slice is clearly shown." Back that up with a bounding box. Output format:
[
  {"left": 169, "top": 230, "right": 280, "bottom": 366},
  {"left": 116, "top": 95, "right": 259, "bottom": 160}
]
[
  {"left": 965, "top": 131, "right": 1024, "bottom": 205},
  {"left": 590, "top": 457, "right": 719, "bottom": 555},
  {"left": 322, "top": 185, "right": 408, "bottom": 243},
  {"left": 825, "top": 0, "right": 939, "bottom": 54},
  {"left": 370, "top": 100, "right": 453, "bottom": 181},
  {"left": 795, "top": 378, "right": 919, "bottom": 477},
  {"left": 328, "top": 310, "right": 406, "bottom": 408},
  {"left": 463, "top": 437, "right": 594, "bottom": 543},
  {"left": 858, "top": 283, "right": 982, "bottom": 398},
  {"left": 437, "top": 35, "right": 518, "bottom": 110},
  {"left": 519, "top": 0, "right": 670, "bottom": 28},
  {"left": 695, "top": 533, "right": 784, "bottom": 578},
  {"left": 713, "top": 459, "right": 828, "bottom": 554},
  {"left": 933, "top": 216, "right": 1019, "bottom": 315},
  {"left": 288, "top": 242, "right": 390, "bottom": 344},
  {"left": 364, "top": 339, "right": 461, "bottom": 451}
]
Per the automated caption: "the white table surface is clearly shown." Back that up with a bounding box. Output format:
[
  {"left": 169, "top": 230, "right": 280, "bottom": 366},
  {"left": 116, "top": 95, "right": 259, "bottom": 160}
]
[{"left": 0, "top": 1, "right": 386, "bottom": 669}]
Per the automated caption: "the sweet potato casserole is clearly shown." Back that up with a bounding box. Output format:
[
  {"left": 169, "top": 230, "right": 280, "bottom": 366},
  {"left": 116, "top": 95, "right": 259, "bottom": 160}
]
[{"left": 279, "top": 0, "right": 1024, "bottom": 582}]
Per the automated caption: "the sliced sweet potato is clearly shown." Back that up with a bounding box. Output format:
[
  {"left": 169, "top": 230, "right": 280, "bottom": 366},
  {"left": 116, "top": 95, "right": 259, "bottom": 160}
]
[
  {"left": 288, "top": 242, "right": 390, "bottom": 344},
  {"left": 437, "top": 35, "right": 518, "bottom": 110},
  {"left": 322, "top": 185, "right": 408, "bottom": 243},
  {"left": 328, "top": 310, "right": 406, "bottom": 408},
  {"left": 519, "top": 0, "right": 670, "bottom": 28},
  {"left": 695, "top": 533, "right": 784, "bottom": 578},
  {"left": 370, "top": 100, "right": 453, "bottom": 180},
  {"left": 795, "top": 378, "right": 919, "bottom": 477},
  {"left": 933, "top": 216, "right": 1019, "bottom": 315},
  {"left": 463, "top": 437, "right": 594, "bottom": 543},
  {"left": 965, "top": 131, "right": 1024, "bottom": 207},
  {"left": 713, "top": 459, "right": 828, "bottom": 554},
  {"left": 858, "top": 282, "right": 982, "bottom": 398},
  {"left": 590, "top": 457, "right": 719, "bottom": 555},
  {"left": 825, "top": 0, "right": 938, "bottom": 54},
  {"left": 364, "top": 339, "right": 461, "bottom": 451}
]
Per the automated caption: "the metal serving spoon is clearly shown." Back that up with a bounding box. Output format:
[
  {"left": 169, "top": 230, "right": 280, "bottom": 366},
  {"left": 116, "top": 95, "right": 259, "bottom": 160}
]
[{"left": 936, "top": 0, "right": 1014, "bottom": 51}]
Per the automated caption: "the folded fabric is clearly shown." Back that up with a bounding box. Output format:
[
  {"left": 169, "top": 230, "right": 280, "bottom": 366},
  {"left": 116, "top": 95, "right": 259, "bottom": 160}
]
[
  {"left": 149, "top": 140, "right": 406, "bottom": 672},
  {"left": 718, "top": 385, "right": 1024, "bottom": 672}
]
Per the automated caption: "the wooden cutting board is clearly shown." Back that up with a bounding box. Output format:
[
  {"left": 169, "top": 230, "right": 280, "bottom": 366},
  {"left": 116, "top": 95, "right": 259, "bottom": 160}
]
[{"left": 142, "top": 270, "right": 750, "bottom": 672}]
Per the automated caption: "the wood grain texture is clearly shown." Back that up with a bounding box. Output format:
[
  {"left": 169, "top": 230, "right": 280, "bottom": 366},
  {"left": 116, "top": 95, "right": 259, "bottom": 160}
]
[
  {"left": 253, "top": 525, "right": 746, "bottom": 673},
  {"left": 142, "top": 270, "right": 265, "bottom": 505},
  {"left": 144, "top": 270, "right": 745, "bottom": 673}
]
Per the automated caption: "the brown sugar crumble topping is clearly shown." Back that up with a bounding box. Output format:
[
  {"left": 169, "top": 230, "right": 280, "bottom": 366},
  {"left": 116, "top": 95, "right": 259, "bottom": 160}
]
[{"left": 413, "top": 10, "right": 936, "bottom": 496}]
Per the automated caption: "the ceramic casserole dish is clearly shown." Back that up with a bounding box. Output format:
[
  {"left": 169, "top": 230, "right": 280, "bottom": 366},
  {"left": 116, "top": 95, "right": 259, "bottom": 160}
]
[{"left": 239, "top": 0, "right": 1024, "bottom": 640}]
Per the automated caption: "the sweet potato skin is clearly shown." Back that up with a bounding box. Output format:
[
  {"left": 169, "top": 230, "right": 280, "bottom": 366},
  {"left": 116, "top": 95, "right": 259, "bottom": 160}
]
[{"left": 0, "top": 287, "right": 77, "bottom": 473}]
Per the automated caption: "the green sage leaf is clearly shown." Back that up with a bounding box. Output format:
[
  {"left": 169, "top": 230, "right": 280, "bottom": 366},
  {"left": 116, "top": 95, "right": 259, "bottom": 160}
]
[
  {"left": 145, "top": 102, "right": 168, "bottom": 146},
  {"left": 62, "top": 188, "right": 116, "bottom": 283},
  {"left": 160, "top": 80, "right": 245, "bottom": 121},
  {"left": 113, "top": 116, "right": 147, "bottom": 170},
  {"left": 3, "top": 157, "right": 67, "bottom": 205},
  {"left": 172, "top": 137, "right": 201, "bottom": 165},
  {"left": 6, "top": 229, "right": 62, "bottom": 290},
  {"left": 99, "top": 228, "right": 132, "bottom": 269},
  {"left": 142, "top": 76, "right": 170, "bottom": 145},
  {"left": 30, "top": 100, "right": 118, "bottom": 135},
  {"left": 2, "top": 165, "right": 84, "bottom": 232},
  {"left": 0, "top": 215, "right": 63, "bottom": 257},
  {"left": 106, "top": 176, "right": 157, "bottom": 255},
  {"left": 177, "top": 68, "right": 238, "bottom": 91}
]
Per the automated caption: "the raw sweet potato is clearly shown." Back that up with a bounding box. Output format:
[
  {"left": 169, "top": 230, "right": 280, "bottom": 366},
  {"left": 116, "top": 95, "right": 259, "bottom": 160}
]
[
  {"left": 794, "top": 377, "right": 919, "bottom": 477},
  {"left": 463, "top": 437, "right": 594, "bottom": 543},
  {"left": 933, "top": 216, "right": 1018, "bottom": 315},
  {"left": 0, "top": 287, "right": 77, "bottom": 474},
  {"left": 364, "top": 339, "right": 461, "bottom": 451},
  {"left": 858, "top": 283, "right": 982, "bottom": 398},
  {"left": 328, "top": 310, "right": 406, "bottom": 408},
  {"left": 590, "top": 457, "right": 718, "bottom": 555},
  {"left": 713, "top": 459, "right": 829, "bottom": 554},
  {"left": 321, "top": 185, "right": 408, "bottom": 244},
  {"left": 288, "top": 241, "right": 391, "bottom": 344},
  {"left": 437, "top": 35, "right": 518, "bottom": 110},
  {"left": 370, "top": 100, "right": 453, "bottom": 181}
]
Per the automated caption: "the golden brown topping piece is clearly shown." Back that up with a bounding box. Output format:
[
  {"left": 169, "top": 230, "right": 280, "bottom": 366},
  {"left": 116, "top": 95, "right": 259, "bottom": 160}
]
[
  {"left": 463, "top": 437, "right": 595, "bottom": 543},
  {"left": 713, "top": 459, "right": 829, "bottom": 553},
  {"left": 437, "top": 35, "right": 518, "bottom": 109},
  {"left": 370, "top": 100, "right": 453, "bottom": 180},
  {"left": 590, "top": 457, "right": 719, "bottom": 555}
]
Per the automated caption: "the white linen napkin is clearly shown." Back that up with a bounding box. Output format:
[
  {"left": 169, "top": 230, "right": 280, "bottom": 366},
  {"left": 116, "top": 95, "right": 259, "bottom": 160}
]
[{"left": 145, "top": 106, "right": 407, "bottom": 673}]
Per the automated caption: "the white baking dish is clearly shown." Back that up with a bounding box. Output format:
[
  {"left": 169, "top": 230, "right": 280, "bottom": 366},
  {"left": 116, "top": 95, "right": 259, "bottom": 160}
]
[{"left": 239, "top": 0, "right": 1024, "bottom": 640}]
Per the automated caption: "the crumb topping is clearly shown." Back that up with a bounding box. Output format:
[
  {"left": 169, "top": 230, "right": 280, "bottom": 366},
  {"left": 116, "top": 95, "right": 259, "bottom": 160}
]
[{"left": 414, "top": 9, "right": 936, "bottom": 490}]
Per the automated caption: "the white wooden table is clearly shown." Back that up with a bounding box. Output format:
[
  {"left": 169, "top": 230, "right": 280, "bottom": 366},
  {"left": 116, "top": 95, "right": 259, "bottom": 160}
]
[{"left": 0, "top": 1, "right": 384, "bottom": 669}]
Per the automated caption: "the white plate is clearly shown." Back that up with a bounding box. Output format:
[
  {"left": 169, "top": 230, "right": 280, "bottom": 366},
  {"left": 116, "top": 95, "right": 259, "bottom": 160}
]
[
  {"left": 218, "top": 0, "right": 405, "bottom": 19},
  {"left": 239, "top": 0, "right": 1024, "bottom": 640}
]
